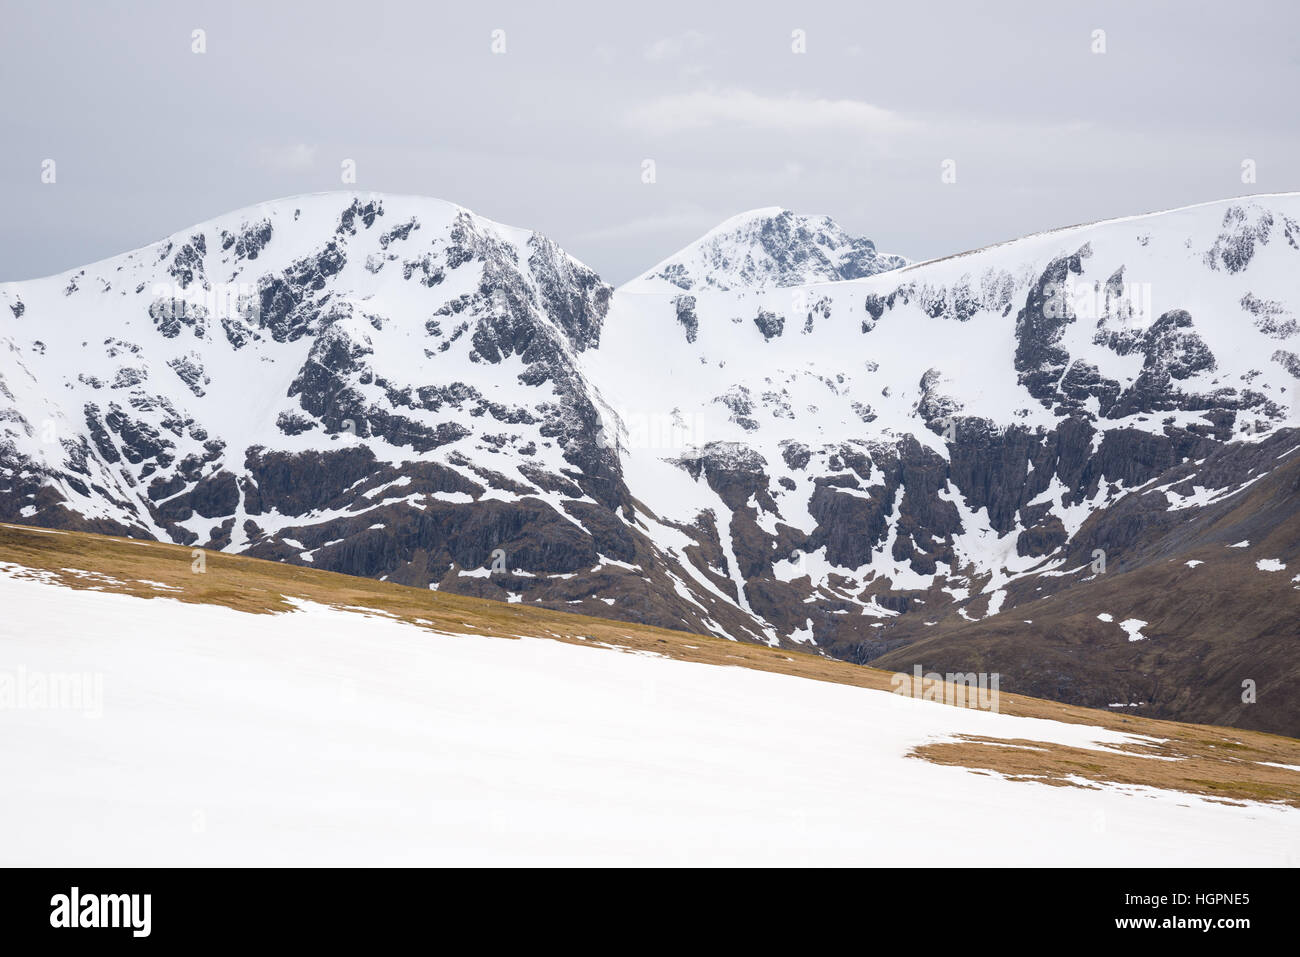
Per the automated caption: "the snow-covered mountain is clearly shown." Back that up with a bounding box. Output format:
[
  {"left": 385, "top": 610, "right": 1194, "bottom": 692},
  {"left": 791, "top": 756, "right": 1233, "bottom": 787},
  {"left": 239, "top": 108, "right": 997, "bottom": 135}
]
[
  {"left": 2, "top": 192, "right": 1299, "bottom": 732},
  {"left": 622, "top": 207, "right": 907, "bottom": 292}
]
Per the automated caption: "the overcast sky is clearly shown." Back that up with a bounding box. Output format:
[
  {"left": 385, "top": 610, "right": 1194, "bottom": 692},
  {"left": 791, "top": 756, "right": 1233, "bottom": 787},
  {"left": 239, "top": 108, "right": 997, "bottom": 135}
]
[{"left": 3, "top": 0, "right": 1298, "bottom": 284}]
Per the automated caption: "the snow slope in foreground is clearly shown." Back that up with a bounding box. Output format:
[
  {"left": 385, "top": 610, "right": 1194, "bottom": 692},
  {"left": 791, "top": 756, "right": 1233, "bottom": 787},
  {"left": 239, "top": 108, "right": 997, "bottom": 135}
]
[{"left": 0, "top": 571, "right": 1295, "bottom": 866}]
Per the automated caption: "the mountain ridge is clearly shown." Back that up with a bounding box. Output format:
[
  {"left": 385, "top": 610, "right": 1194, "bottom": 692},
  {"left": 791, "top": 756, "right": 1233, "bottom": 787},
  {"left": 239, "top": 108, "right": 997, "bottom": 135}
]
[{"left": 2, "top": 189, "right": 1298, "bottom": 733}]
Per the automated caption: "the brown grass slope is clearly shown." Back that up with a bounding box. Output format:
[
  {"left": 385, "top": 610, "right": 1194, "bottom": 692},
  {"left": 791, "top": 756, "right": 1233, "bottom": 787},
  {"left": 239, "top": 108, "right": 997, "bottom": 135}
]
[
  {"left": 874, "top": 441, "right": 1300, "bottom": 736},
  {"left": 1, "top": 521, "right": 1299, "bottom": 808}
]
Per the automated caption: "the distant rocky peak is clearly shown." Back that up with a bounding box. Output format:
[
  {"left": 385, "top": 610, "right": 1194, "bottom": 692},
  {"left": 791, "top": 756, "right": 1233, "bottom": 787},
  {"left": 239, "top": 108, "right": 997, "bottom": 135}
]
[{"left": 624, "top": 207, "right": 906, "bottom": 293}]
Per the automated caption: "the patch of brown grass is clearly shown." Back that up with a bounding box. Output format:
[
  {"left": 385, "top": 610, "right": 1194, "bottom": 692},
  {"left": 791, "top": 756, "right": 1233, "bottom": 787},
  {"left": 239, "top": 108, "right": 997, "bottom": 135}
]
[{"left": 912, "top": 735, "right": 1300, "bottom": 808}]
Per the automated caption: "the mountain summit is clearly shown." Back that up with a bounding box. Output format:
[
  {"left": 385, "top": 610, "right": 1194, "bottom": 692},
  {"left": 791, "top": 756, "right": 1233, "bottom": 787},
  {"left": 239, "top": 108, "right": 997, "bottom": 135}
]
[{"left": 622, "top": 207, "right": 907, "bottom": 293}]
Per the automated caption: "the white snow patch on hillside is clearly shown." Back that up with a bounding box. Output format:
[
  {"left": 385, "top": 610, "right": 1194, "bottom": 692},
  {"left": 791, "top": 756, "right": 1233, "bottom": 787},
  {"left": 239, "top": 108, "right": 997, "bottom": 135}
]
[
  {"left": 1120, "top": 618, "right": 1150, "bottom": 642},
  {"left": 1, "top": 570, "right": 1294, "bottom": 866}
]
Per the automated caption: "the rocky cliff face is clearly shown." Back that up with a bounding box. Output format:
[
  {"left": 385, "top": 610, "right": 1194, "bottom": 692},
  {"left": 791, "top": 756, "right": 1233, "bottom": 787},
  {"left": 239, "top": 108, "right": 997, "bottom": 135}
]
[{"left": 2, "top": 192, "right": 1298, "bottom": 733}]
